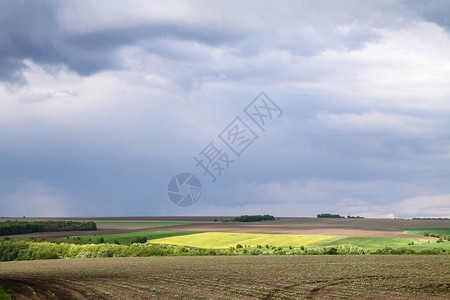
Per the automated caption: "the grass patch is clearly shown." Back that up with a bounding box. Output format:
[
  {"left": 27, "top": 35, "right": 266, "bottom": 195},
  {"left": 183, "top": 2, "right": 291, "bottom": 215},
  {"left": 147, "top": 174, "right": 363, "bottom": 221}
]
[
  {"left": 148, "top": 232, "right": 344, "bottom": 249},
  {"left": 52, "top": 231, "right": 202, "bottom": 245},
  {"left": 96, "top": 222, "right": 196, "bottom": 226},
  {"left": 0, "top": 284, "right": 16, "bottom": 300},
  {"left": 326, "top": 236, "right": 450, "bottom": 250},
  {"left": 391, "top": 228, "right": 450, "bottom": 237}
]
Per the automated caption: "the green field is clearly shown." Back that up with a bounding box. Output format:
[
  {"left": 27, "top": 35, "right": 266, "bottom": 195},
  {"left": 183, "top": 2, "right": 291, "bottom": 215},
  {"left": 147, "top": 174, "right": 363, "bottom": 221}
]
[
  {"left": 3, "top": 221, "right": 448, "bottom": 252},
  {"left": 148, "top": 231, "right": 450, "bottom": 251},
  {"left": 96, "top": 221, "right": 196, "bottom": 226},
  {"left": 54, "top": 230, "right": 202, "bottom": 245},
  {"left": 148, "top": 232, "right": 343, "bottom": 249},
  {"left": 325, "top": 236, "right": 449, "bottom": 250},
  {"left": 392, "top": 228, "right": 450, "bottom": 237}
]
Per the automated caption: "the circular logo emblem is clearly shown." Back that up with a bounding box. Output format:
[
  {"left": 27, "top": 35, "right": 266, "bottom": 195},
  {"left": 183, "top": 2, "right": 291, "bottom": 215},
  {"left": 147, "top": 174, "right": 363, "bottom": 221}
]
[{"left": 167, "top": 173, "right": 202, "bottom": 207}]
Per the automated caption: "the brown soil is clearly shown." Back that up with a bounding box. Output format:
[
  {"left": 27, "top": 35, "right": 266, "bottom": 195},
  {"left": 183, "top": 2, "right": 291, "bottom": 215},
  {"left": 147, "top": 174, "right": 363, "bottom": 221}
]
[{"left": 1, "top": 256, "right": 449, "bottom": 299}]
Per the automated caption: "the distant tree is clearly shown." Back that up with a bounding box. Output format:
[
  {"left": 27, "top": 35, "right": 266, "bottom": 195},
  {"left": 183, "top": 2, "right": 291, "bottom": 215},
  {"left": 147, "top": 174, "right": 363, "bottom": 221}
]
[
  {"left": 317, "top": 213, "right": 344, "bottom": 218},
  {"left": 347, "top": 215, "right": 364, "bottom": 219},
  {"left": 412, "top": 217, "right": 450, "bottom": 220}
]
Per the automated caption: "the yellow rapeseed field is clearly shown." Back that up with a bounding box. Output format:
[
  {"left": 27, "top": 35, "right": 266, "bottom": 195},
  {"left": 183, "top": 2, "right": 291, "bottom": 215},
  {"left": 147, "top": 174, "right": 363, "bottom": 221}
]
[{"left": 148, "top": 232, "right": 345, "bottom": 249}]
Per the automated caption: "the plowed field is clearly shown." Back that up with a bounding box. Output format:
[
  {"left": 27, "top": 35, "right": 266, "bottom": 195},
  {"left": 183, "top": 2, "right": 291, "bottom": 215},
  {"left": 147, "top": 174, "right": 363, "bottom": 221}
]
[{"left": 1, "top": 256, "right": 449, "bottom": 299}]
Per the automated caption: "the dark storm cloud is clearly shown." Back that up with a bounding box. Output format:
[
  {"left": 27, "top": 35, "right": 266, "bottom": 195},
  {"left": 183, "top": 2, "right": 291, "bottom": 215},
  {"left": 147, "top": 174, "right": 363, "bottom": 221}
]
[
  {"left": 0, "top": 1, "right": 244, "bottom": 80},
  {"left": 404, "top": 0, "right": 450, "bottom": 31},
  {"left": 0, "top": 1, "right": 62, "bottom": 80},
  {"left": 0, "top": 0, "right": 403, "bottom": 82}
]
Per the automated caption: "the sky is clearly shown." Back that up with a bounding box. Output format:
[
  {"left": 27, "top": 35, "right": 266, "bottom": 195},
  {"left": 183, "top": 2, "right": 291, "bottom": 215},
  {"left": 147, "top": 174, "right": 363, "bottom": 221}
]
[{"left": 0, "top": 0, "right": 449, "bottom": 218}]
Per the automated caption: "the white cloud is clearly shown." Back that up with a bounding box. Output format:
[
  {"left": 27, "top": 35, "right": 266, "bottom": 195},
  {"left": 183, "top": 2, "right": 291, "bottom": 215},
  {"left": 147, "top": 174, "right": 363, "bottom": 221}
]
[
  {"left": 334, "top": 194, "right": 450, "bottom": 218},
  {"left": 392, "top": 194, "right": 450, "bottom": 217},
  {"left": 226, "top": 179, "right": 436, "bottom": 207},
  {"left": 317, "top": 111, "right": 446, "bottom": 138},
  {"left": 301, "top": 22, "right": 450, "bottom": 110},
  {"left": 0, "top": 59, "right": 225, "bottom": 159}
]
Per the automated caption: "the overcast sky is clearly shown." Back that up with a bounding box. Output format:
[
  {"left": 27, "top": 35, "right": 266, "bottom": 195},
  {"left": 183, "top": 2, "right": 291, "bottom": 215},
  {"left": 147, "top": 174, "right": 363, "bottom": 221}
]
[{"left": 1, "top": 0, "right": 449, "bottom": 218}]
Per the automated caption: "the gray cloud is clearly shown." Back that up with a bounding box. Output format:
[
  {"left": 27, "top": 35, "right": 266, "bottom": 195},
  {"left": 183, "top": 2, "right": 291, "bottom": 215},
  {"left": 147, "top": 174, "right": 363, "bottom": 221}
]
[
  {"left": 404, "top": 0, "right": 450, "bottom": 31},
  {"left": 0, "top": 0, "right": 413, "bottom": 81},
  {"left": 0, "top": 1, "right": 248, "bottom": 81},
  {"left": 0, "top": 1, "right": 449, "bottom": 217}
]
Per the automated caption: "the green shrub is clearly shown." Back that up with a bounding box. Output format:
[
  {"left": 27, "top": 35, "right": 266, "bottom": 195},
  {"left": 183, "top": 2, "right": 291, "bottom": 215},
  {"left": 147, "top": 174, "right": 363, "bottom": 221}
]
[
  {"left": 321, "top": 247, "right": 338, "bottom": 255},
  {"left": 373, "top": 247, "right": 417, "bottom": 255},
  {"left": 76, "top": 251, "right": 93, "bottom": 259},
  {"left": 0, "top": 240, "right": 448, "bottom": 262},
  {"left": 417, "top": 248, "right": 447, "bottom": 255},
  {"left": 130, "top": 237, "right": 147, "bottom": 244},
  {"left": 249, "top": 249, "right": 262, "bottom": 255},
  {"left": 207, "top": 249, "right": 217, "bottom": 255}
]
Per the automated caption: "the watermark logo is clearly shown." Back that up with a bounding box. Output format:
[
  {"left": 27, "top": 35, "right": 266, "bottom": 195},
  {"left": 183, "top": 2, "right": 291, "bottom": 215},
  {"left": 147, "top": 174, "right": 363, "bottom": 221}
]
[
  {"left": 194, "top": 141, "right": 235, "bottom": 183},
  {"left": 219, "top": 117, "right": 258, "bottom": 157},
  {"left": 244, "top": 93, "right": 283, "bottom": 131},
  {"left": 167, "top": 92, "right": 283, "bottom": 207},
  {"left": 167, "top": 173, "right": 202, "bottom": 207}
]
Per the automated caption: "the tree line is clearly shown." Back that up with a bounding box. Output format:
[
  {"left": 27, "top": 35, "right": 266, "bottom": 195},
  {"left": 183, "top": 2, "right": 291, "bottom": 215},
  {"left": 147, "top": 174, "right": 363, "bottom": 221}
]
[
  {"left": 317, "top": 214, "right": 365, "bottom": 219},
  {"left": 412, "top": 217, "right": 450, "bottom": 220},
  {"left": 217, "top": 215, "right": 276, "bottom": 222},
  {"left": 0, "top": 221, "right": 97, "bottom": 236}
]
